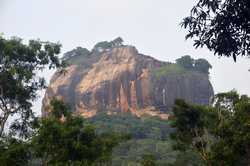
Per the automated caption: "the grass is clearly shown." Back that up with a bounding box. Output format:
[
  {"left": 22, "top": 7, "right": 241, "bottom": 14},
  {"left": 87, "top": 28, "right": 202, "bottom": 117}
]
[{"left": 153, "top": 64, "right": 187, "bottom": 78}]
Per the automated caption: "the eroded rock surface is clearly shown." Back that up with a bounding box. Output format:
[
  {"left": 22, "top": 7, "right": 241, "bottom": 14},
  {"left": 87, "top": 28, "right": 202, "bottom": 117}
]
[{"left": 42, "top": 46, "right": 214, "bottom": 118}]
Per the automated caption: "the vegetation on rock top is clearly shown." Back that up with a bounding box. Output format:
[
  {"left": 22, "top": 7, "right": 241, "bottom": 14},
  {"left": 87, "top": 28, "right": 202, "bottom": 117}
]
[
  {"left": 63, "top": 37, "right": 124, "bottom": 65},
  {"left": 153, "top": 55, "right": 212, "bottom": 79}
]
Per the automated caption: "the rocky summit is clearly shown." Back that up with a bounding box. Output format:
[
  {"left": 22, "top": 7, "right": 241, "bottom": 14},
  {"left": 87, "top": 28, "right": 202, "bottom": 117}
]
[{"left": 42, "top": 39, "right": 214, "bottom": 119}]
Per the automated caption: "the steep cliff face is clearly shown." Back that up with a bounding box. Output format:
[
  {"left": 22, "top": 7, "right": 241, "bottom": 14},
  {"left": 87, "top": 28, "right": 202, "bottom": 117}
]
[{"left": 42, "top": 45, "right": 214, "bottom": 118}]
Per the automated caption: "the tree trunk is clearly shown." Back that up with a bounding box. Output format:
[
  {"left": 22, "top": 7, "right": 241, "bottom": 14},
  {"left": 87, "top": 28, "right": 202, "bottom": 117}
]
[{"left": 0, "top": 112, "right": 9, "bottom": 137}]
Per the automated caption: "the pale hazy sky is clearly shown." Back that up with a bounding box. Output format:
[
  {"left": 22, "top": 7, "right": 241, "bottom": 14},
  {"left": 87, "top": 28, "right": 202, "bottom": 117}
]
[{"left": 1, "top": 0, "right": 249, "bottom": 115}]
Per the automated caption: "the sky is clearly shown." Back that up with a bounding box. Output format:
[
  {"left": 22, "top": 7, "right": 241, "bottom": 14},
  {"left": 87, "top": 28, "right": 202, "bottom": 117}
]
[{"left": 1, "top": 0, "right": 250, "bottom": 115}]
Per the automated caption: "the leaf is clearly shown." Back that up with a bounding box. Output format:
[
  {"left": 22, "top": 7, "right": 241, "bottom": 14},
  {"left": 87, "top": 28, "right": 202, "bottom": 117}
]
[
  {"left": 194, "top": 40, "right": 202, "bottom": 49},
  {"left": 233, "top": 54, "right": 237, "bottom": 62}
]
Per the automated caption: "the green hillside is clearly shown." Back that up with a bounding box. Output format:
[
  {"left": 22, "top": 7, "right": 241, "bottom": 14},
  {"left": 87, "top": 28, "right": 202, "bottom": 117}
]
[{"left": 87, "top": 113, "right": 202, "bottom": 165}]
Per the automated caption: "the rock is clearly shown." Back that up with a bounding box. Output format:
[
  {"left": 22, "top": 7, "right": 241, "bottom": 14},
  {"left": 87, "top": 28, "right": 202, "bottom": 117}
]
[{"left": 42, "top": 45, "right": 214, "bottom": 118}]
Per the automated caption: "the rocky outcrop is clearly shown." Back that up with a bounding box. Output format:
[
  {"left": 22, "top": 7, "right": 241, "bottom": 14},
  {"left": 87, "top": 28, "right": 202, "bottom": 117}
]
[{"left": 42, "top": 45, "right": 214, "bottom": 118}]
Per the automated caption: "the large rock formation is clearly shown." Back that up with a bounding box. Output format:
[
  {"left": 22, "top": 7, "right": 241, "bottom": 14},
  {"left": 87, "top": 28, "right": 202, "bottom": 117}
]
[{"left": 42, "top": 44, "right": 214, "bottom": 118}]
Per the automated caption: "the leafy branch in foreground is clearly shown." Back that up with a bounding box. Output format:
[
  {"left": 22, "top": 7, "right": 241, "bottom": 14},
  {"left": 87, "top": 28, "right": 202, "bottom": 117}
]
[
  {"left": 182, "top": 0, "right": 250, "bottom": 61},
  {"left": 0, "top": 36, "right": 66, "bottom": 138}
]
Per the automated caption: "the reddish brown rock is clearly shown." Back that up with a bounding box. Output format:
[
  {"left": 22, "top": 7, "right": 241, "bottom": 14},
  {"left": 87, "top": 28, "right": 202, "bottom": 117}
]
[{"left": 42, "top": 46, "right": 214, "bottom": 118}]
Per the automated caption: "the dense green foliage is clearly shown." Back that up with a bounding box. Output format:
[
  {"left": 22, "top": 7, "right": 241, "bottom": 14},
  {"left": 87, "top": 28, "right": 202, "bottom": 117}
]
[
  {"left": 194, "top": 58, "right": 212, "bottom": 74},
  {"left": 0, "top": 36, "right": 65, "bottom": 138},
  {"left": 153, "top": 55, "right": 211, "bottom": 79},
  {"left": 0, "top": 100, "right": 125, "bottom": 165},
  {"left": 176, "top": 55, "right": 194, "bottom": 69},
  {"left": 0, "top": 138, "right": 30, "bottom": 166},
  {"left": 31, "top": 99, "right": 124, "bottom": 165},
  {"left": 64, "top": 47, "right": 90, "bottom": 59},
  {"left": 63, "top": 47, "right": 92, "bottom": 65},
  {"left": 176, "top": 55, "right": 212, "bottom": 74},
  {"left": 171, "top": 91, "right": 250, "bottom": 165},
  {"left": 88, "top": 113, "right": 184, "bottom": 165},
  {"left": 140, "top": 154, "right": 157, "bottom": 166},
  {"left": 89, "top": 113, "right": 173, "bottom": 139},
  {"left": 112, "top": 139, "right": 177, "bottom": 165},
  {"left": 88, "top": 112, "right": 206, "bottom": 165},
  {"left": 182, "top": 0, "right": 250, "bottom": 61},
  {"left": 93, "top": 41, "right": 112, "bottom": 51}
]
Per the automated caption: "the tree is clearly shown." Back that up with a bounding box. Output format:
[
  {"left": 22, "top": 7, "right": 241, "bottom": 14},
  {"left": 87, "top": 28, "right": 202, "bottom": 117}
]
[
  {"left": 63, "top": 47, "right": 90, "bottom": 60},
  {"left": 176, "top": 55, "right": 194, "bottom": 69},
  {"left": 171, "top": 99, "right": 217, "bottom": 165},
  {"left": 31, "top": 99, "right": 123, "bottom": 165},
  {"left": 194, "top": 58, "right": 212, "bottom": 74},
  {"left": 0, "top": 36, "right": 65, "bottom": 138},
  {"left": 111, "top": 37, "right": 124, "bottom": 47},
  {"left": 93, "top": 41, "right": 112, "bottom": 50},
  {"left": 181, "top": 0, "right": 250, "bottom": 61},
  {"left": 140, "top": 154, "right": 156, "bottom": 166},
  {"left": 209, "top": 92, "right": 250, "bottom": 165},
  {"left": 175, "top": 55, "right": 212, "bottom": 74},
  {"left": 213, "top": 89, "right": 240, "bottom": 111},
  {"left": 0, "top": 137, "right": 30, "bottom": 166},
  {"left": 171, "top": 91, "right": 250, "bottom": 165}
]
